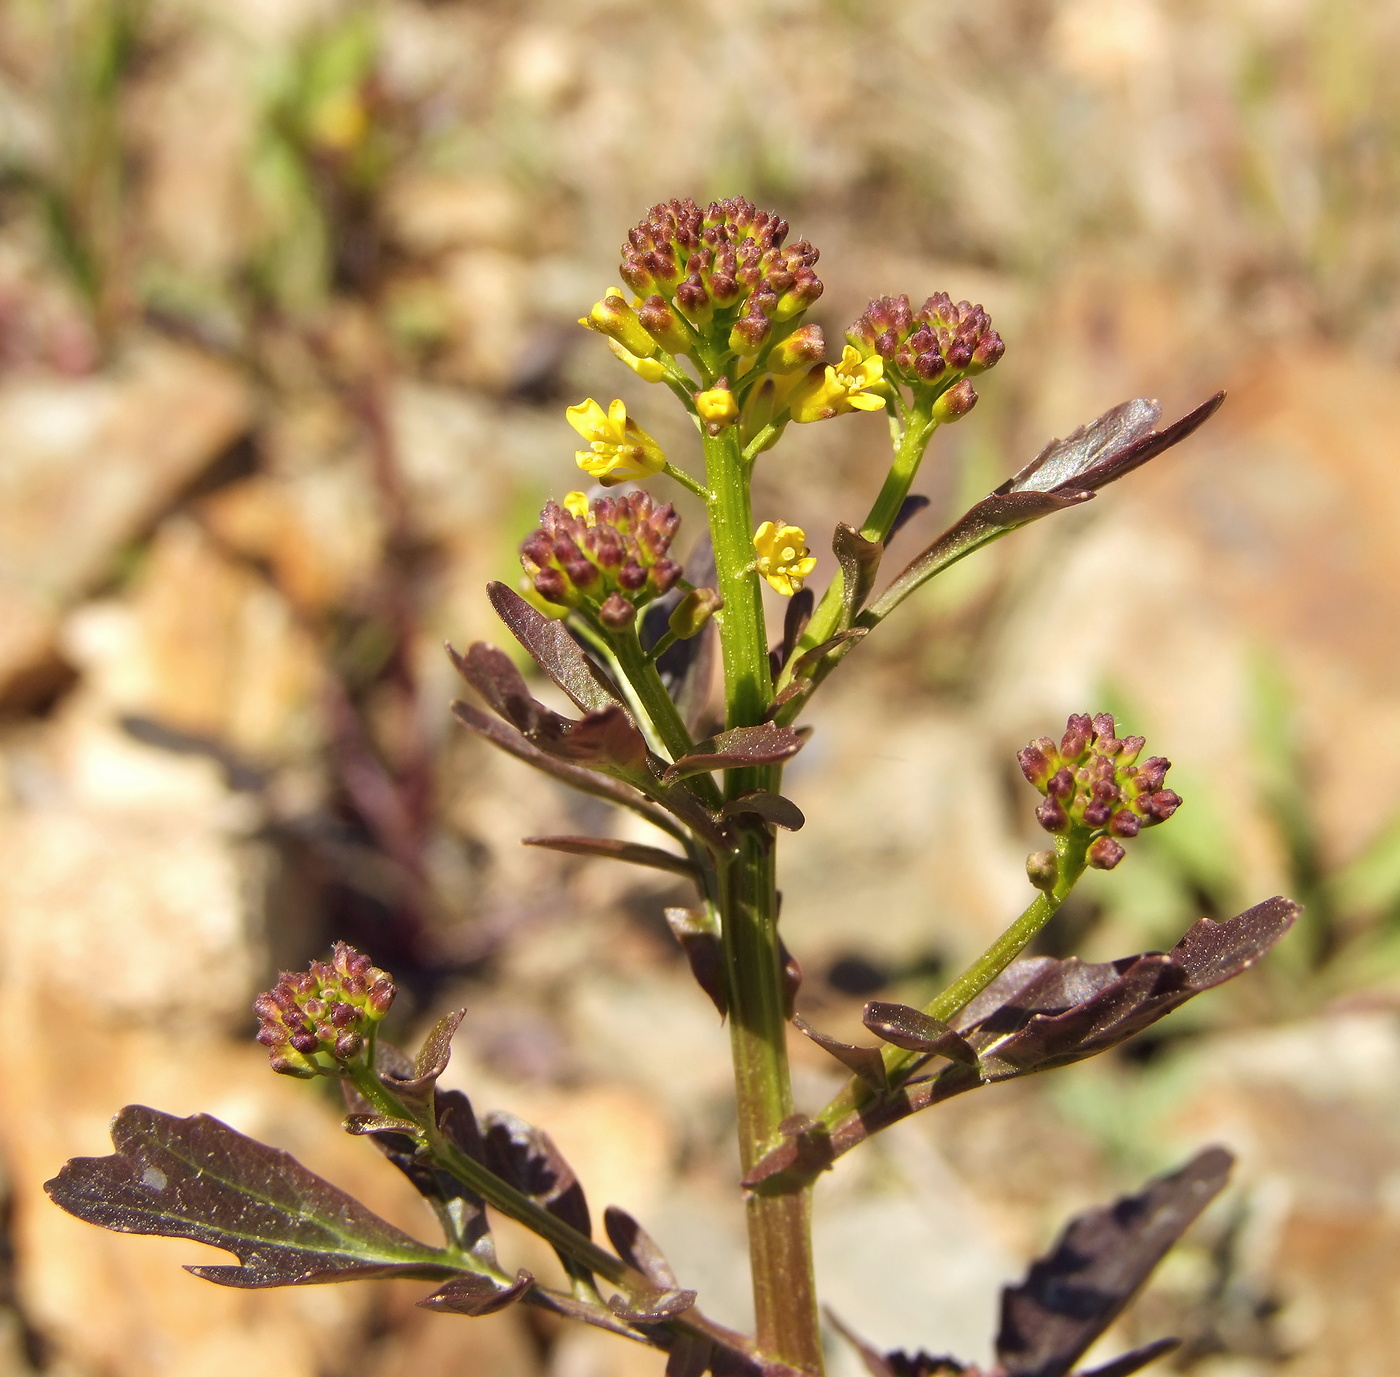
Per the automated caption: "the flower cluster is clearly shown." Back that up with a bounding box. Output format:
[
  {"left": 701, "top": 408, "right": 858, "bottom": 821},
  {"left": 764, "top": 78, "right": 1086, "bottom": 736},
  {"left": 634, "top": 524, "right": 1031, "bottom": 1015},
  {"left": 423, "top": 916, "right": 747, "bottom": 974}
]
[
  {"left": 620, "top": 197, "right": 823, "bottom": 355},
  {"left": 522, "top": 489, "right": 682, "bottom": 628},
  {"left": 254, "top": 943, "right": 396, "bottom": 1078},
  {"left": 566, "top": 398, "right": 666, "bottom": 485},
  {"left": 846, "top": 292, "right": 1004, "bottom": 391},
  {"left": 1018, "top": 713, "right": 1182, "bottom": 872},
  {"left": 754, "top": 521, "right": 817, "bottom": 596}
]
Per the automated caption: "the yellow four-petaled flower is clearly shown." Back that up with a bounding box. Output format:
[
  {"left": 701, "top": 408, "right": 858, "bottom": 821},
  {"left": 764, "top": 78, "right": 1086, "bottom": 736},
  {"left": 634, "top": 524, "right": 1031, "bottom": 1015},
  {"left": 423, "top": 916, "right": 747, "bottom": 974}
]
[
  {"left": 753, "top": 521, "right": 817, "bottom": 597},
  {"left": 788, "top": 345, "right": 886, "bottom": 424},
  {"left": 566, "top": 398, "right": 667, "bottom": 485}
]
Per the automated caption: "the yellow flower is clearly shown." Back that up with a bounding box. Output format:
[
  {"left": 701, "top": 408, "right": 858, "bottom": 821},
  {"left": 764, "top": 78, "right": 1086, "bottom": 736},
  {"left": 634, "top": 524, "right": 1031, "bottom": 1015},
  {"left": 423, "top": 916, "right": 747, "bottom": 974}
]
[
  {"left": 754, "top": 521, "right": 817, "bottom": 597},
  {"left": 562, "top": 491, "right": 593, "bottom": 519},
  {"left": 695, "top": 384, "right": 738, "bottom": 429},
  {"left": 788, "top": 345, "right": 886, "bottom": 423},
  {"left": 566, "top": 398, "right": 667, "bottom": 486}
]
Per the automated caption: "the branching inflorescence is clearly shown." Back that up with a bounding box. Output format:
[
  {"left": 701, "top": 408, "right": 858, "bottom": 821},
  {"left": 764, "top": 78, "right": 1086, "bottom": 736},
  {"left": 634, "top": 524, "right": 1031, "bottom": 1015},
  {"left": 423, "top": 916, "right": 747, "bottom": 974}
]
[{"left": 46, "top": 196, "right": 1294, "bottom": 1377}]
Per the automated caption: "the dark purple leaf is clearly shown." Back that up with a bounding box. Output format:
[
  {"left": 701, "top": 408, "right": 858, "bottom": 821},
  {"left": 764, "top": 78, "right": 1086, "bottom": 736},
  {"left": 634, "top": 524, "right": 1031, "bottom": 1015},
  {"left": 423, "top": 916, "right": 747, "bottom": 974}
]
[
  {"left": 746, "top": 899, "right": 1295, "bottom": 1187},
  {"left": 997, "top": 1148, "right": 1231, "bottom": 1377},
  {"left": 482, "top": 1111, "right": 591, "bottom": 1240},
  {"left": 485, "top": 582, "right": 629, "bottom": 715},
  {"left": 381, "top": 1009, "right": 466, "bottom": 1109},
  {"left": 450, "top": 700, "right": 686, "bottom": 841},
  {"left": 605, "top": 1204, "right": 681, "bottom": 1289},
  {"left": 530, "top": 1287, "right": 651, "bottom": 1340},
  {"left": 419, "top": 1268, "right": 534, "bottom": 1316},
  {"left": 961, "top": 898, "right": 1298, "bottom": 1079},
  {"left": 524, "top": 835, "right": 699, "bottom": 881},
  {"left": 719, "top": 791, "right": 806, "bottom": 831},
  {"left": 453, "top": 644, "right": 650, "bottom": 777},
  {"left": 666, "top": 1333, "right": 713, "bottom": 1377},
  {"left": 1000, "top": 393, "right": 1224, "bottom": 498},
  {"left": 663, "top": 724, "right": 806, "bottom": 782},
  {"left": 45, "top": 1107, "right": 463, "bottom": 1286},
  {"left": 665, "top": 906, "right": 728, "bottom": 1017},
  {"left": 833, "top": 523, "right": 883, "bottom": 628},
  {"left": 862, "top": 1002, "right": 979, "bottom": 1066},
  {"left": 792, "top": 1015, "right": 888, "bottom": 1092},
  {"left": 780, "top": 586, "right": 815, "bottom": 663},
  {"left": 789, "top": 628, "right": 867, "bottom": 682}
]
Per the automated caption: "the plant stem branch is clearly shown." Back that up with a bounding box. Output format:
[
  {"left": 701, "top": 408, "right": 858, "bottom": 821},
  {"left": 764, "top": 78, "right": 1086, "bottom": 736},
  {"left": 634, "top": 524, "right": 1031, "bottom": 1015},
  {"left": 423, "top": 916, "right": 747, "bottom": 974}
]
[{"left": 702, "top": 423, "right": 823, "bottom": 1373}]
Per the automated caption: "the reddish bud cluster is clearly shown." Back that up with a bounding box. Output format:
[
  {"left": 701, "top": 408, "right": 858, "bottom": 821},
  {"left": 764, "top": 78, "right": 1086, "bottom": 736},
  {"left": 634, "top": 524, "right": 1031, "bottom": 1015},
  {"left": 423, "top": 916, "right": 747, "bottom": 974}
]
[
  {"left": 253, "top": 942, "right": 396, "bottom": 1078},
  {"left": 846, "top": 292, "right": 1004, "bottom": 386},
  {"left": 521, "top": 490, "right": 682, "bottom": 628},
  {"left": 620, "top": 198, "right": 822, "bottom": 352},
  {"left": 1018, "top": 713, "right": 1181, "bottom": 870}
]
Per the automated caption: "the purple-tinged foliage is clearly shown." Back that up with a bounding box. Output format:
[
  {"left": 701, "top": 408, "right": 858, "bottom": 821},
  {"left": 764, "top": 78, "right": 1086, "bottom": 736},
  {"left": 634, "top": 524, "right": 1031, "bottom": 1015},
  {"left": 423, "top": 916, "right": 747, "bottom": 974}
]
[
  {"left": 662, "top": 723, "right": 807, "bottom": 782},
  {"left": 831, "top": 1149, "right": 1228, "bottom": 1377},
  {"left": 996, "top": 1149, "right": 1231, "bottom": 1377},
  {"left": 44, "top": 1107, "right": 464, "bottom": 1286},
  {"left": 485, "top": 581, "right": 629, "bottom": 715},
  {"left": 748, "top": 899, "right": 1297, "bottom": 1186},
  {"left": 665, "top": 907, "right": 728, "bottom": 1017}
]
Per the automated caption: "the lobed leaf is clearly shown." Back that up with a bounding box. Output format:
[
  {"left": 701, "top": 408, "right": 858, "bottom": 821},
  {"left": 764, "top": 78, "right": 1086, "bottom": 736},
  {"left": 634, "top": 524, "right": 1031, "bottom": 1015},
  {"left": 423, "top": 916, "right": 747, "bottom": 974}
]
[
  {"left": 485, "top": 582, "right": 630, "bottom": 715},
  {"left": 719, "top": 791, "right": 806, "bottom": 831},
  {"left": 792, "top": 1015, "right": 888, "bottom": 1093},
  {"left": 665, "top": 907, "right": 729, "bottom": 1017},
  {"left": 419, "top": 1268, "right": 534, "bottom": 1316},
  {"left": 861, "top": 1002, "right": 979, "bottom": 1066},
  {"left": 45, "top": 1107, "right": 464, "bottom": 1287},
  {"left": 482, "top": 1111, "right": 592, "bottom": 1240},
  {"left": 663, "top": 724, "right": 807, "bottom": 782},
  {"left": 997, "top": 1148, "right": 1231, "bottom": 1377},
  {"left": 450, "top": 700, "right": 687, "bottom": 843},
  {"left": 746, "top": 899, "right": 1296, "bottom": 1186},
  {"left": 1001, "top": 393, "right": 1224, "bottom": 499}
]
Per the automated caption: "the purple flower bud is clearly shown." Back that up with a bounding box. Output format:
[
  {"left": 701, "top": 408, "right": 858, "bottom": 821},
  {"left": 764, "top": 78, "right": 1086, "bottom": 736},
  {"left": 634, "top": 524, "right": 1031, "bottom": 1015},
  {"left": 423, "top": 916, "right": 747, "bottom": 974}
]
[
  {"left": 1060, "top": 715, "right": 1093, "bottom": 760},
  {"left": 1036, "top": 798, "right": 1069, "bottom": 833},
  {"left": 599, "top": 592, "right": 636, "bottom": 629},
  {"left": 334, "top": 1031, "right": 363, "bottom": 1059},
  {"left": 1109, "top": 809, "right": 1140, "bottom": 838},
  {"left": 1017, "top": 745, "right": 1053, "bottom": 788},
  {"left": 1048, "top": 766, "right": 1075, "bottom": 800},
  {"left": 1087, "top": 837, "right": 1126, "bottom": 870},
  {"left": 534, "top": 568, "right": 569, "bottom": 604}
]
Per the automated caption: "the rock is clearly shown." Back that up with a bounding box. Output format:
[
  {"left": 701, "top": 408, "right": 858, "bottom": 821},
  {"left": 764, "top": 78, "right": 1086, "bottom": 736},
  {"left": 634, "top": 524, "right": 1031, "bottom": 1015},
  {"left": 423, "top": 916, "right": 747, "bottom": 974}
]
[{"left": 0, "top": 339, "right": 250, "bottom": 706}]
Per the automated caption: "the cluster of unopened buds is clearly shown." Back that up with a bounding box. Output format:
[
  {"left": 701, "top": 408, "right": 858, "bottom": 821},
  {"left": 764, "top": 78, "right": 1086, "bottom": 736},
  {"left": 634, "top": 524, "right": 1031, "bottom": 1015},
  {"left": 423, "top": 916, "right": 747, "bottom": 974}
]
[
  {"left": 253, "top": 942, "right": 396, "bottom": 1078},
  {"left": 522, "top": 489, "right": 683, "bottom": 628},
  {"left": 1019, "top": 713, "right": 1182, "bottom": 885}
]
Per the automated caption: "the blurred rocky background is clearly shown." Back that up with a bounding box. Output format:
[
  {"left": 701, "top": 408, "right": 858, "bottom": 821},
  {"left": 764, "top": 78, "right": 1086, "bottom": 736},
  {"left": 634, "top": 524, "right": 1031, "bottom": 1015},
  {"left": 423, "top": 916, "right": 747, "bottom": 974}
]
[{"left": 1, "top": 0, "right": 1399, "bottom": 1373}]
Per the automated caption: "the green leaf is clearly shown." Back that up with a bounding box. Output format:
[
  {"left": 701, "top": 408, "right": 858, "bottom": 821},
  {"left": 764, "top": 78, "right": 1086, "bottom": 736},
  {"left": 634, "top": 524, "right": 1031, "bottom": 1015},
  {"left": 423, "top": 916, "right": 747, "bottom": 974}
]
[{"left": 45, "top": 1106, "right": 467, "bottom": 1287}]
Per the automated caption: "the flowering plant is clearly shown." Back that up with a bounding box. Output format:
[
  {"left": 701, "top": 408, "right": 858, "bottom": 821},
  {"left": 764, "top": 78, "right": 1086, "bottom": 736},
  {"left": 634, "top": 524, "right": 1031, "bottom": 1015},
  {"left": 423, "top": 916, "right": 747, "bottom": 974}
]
[{"left": 46, "top": 197, "right": 1294, "bottom": 1377}]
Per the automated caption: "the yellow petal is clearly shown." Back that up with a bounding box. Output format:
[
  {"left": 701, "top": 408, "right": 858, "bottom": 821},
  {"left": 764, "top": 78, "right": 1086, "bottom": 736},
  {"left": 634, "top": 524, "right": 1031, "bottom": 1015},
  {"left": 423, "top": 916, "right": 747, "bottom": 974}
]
[{"left": 566, "top": 398, "right": 608, "bottom": 440}]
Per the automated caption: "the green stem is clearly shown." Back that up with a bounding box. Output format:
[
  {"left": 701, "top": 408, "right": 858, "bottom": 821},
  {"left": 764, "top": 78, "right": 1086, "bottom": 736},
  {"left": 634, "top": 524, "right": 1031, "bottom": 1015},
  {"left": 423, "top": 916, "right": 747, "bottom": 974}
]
[
  {"left": 665, "top": 460, "right": 711, "bottom": 500},
  {"left": 703, "top": 426, "right": 772, "bottom": 742},
  {"left": 786, "top": 409, "right": 937, "bottom": 678},
  {"left": 703, "top": 422, "right": 822, "bottom": 1373}
]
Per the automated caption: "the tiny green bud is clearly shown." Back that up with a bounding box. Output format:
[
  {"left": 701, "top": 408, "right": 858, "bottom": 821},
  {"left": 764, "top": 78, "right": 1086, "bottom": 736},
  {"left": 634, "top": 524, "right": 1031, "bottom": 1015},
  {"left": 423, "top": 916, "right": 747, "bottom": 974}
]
[
  {"left": 1026, "top": 849, "right": 1058, "bottom": 892},
  {"left": 668, "top": 587, "right": 723, "bottom": 639}
]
